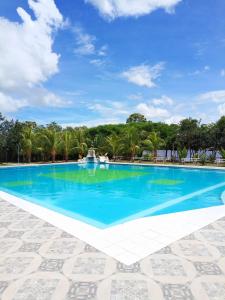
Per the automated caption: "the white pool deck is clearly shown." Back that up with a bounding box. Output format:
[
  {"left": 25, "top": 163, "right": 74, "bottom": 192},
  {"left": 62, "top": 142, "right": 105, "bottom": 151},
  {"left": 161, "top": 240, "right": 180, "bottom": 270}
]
[{"left": 1, "top": 162, "right": 225, "bottom": 265}]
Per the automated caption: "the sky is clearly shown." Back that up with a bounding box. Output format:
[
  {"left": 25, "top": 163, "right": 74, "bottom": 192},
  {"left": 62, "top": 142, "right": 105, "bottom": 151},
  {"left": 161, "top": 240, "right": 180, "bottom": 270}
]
[{"left": 0, "top": 0, "right": 225, "bottom": 127}]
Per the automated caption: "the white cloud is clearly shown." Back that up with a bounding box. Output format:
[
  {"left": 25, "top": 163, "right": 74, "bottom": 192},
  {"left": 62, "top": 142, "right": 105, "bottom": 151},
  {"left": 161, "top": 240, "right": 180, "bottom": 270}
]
[
  {"left": 0, "top": 93, "right": 27, "bottom": 113},
  {"left": 189, "top": 65, "right": 210, "bottom": 76},
  {"left": 26, "top": 88, "right": 71, "bottom": 107},
  {"left": 61, "top": 118, "right": 121, "bottom": 128},
  {"left": 0, "top": 0, "right": 63, "bottom": 91},
  {"left": 221, "top": 69, "right": 225, "bottom": 77},
  {"left": 152, "top": 95, "right": 174, "bottom": 106},
  {"left": 0, "top": 0, "right": 69, "bottom": 112},
  {"left": 198, "top": 90, "right": 225, "bottom": 118},
  {"left": 85, "top": 0, "right": 182, "bottom": 19},
  {"left": 0, "top": 88, "right": 71, "bottom": 114},
  {"left": 89, "top": 59, "right": 105, "bottom": 67},
  {"left": 89, "top": 101, "right": 129, "bottom": 116},
  {"left": 199, "top": 90, "right": 225, "bottom": 103},
  {"left": 73, "top": 26, "right": 108, "bottom": 68},
  {"left": 74, "top": 26, "right": 96, "bottom": 55},
  {"left": 128, "top": 93, "right": 143, "bottom": 101},
  {"left": 218, "top": 103, "right": 225, "bottom": 116},
  {"left": 136, "top": 103, "right": 170, "bottom": 118},
  {"left": 98, "top": 45, "right": 108, "bottom": 56},
  {"left": 121, "top": 63, "right": 164, "bottom": 88},
  {"left": 165, "top": 115, "right": 184, "bottom": 124}
]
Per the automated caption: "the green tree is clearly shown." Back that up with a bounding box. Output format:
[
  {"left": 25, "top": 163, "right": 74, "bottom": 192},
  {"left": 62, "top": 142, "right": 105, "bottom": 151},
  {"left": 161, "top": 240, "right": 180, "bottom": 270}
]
[
  {"left": 60, "top": 130, "right": 74, "bottom": 162},
  {"left": 215, "top": 117, "right": 225, "bottom": 149},
  {"left": 74, "top": 128, "right": 88, "bottom": 158},
  {"left": 106, "top": 134, "right": 121, "bottom": 160},
  {"left": 177, "top": 118, "right": 200, "bottom": 157},
  {"left": 122, "top": 127, "right": 140, "bottom": 160},
  {"left": 21, "top": 125, "right": 35, "bottom": 163},
  {"left": 199, "top": 153, "right": 207, "bottom": 165},
  {"left": 39, "top": 128, "right": 61, "bottom": 162},
  {"left": 126, "top": 113, "right": 147, "bottom": 124},
  {"left": 178, "top": 147, "right": 188, "bottom": 162},
  {"left": 145, "top": 132, "right": 164, "bottom": 158},
  {"left": 220, "top": 148, "right": 225, "bottom": 159}
]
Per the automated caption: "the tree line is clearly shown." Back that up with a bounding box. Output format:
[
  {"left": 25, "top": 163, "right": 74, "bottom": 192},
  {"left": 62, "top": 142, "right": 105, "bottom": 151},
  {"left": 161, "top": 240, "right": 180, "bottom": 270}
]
[{"left": 1, "top": 112, "right": 225, "bottom": 164}]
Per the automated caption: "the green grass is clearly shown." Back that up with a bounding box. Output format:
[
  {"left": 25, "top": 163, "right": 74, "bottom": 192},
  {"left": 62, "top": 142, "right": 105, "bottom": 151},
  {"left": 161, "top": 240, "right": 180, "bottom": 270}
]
[
  {"left": 3, "top": 181, "right": 33, "bottom": 187},
  {"left": 43, "top": 169, "right": 148, "bottom": 184},
  {"left": 150, "top": 179, "right": 184, "bottom": 186}
]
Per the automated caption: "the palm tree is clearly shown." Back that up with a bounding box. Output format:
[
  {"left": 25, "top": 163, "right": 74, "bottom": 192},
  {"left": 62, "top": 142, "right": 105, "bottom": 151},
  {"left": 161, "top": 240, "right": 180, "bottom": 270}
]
[
  {"left": 106, "top": 134, "right": 121, "bottom": 161},
  {"left": 60, "top": 130, "right": 74, "bottom": 162},
  {"left": 123, "top": 127, "right": 140, "bottom": 161},
  {"left": 21, "top": 125, "right": 35, "bottom": 163},
  {"left": 178, "top": 147, "right": 188, "bottom": 162},
  {"left": 39, "top": 128, "right": 61, "bottom": 162},
  {"left": 145, "top": 132, "right": 164, "bottom": 159},
  {"left": 74, "top": 128, "right": 87, "bottom": 158}
]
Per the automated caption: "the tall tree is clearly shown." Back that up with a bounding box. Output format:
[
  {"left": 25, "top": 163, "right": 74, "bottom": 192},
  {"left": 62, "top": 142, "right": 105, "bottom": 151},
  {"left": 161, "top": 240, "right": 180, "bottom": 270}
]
[
  {"left": 177, "top": 118, "right": 200, "bottom": 157},
  {"left": 106, "top": 134, "right": 121, "bottom": 160},
  {"left": 60, "top": 130, "right": 74, "bottom": 162},
  {"left": 21, "top": 125, "right": 35, "bottom": 163},
  {"left": 122, "top": 127, "right": 140, "bottom": 160},
  {"left": 145, "top": 132, "right": 164, "bottom": 158},
  {"left": 39, "top": 128, "right": 61, "bottom": 162},
  {"left": 74, "top": 128, "right": 87, "bottom": 158},
  {"left": 126, "top": 113, "right": 147, "bottom": 124}
]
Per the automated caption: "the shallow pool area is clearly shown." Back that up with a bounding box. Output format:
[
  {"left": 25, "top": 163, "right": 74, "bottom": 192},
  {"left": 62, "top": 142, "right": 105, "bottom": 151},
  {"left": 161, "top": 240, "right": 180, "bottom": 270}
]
[{"left": 0, "top": 163, "right": 225, "bottom": 228}]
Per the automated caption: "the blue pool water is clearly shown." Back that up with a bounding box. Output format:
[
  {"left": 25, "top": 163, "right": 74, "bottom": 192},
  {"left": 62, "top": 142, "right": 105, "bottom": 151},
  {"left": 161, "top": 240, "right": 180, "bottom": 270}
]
[{"left": 0, "top": 163, "right": 225, "bottom": 228}]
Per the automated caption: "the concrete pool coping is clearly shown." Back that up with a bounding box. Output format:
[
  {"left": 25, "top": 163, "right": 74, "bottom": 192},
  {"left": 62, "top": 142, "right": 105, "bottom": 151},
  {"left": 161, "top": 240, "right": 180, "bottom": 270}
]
[
  {"left": 1, "top": 188, "right": 225, "bottom": 264},
  {"left": 1, "top": 161, "right": 225, "bottom": 264},
  {"left": 1, "top": 160, "right": 225, "bottom": 170}
]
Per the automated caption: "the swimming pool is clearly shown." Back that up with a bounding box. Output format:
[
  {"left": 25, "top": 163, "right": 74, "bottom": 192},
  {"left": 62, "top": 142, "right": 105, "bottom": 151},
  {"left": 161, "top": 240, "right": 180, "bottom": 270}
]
[{"left": 0, "top": 163, "right": 225, "bottom": 228}]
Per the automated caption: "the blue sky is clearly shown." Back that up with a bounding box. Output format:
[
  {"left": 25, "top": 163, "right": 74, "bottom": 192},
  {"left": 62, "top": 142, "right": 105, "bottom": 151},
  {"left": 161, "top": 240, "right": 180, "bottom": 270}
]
[{"left": 0, "top": 0, "right": 225, "bottom": 126}]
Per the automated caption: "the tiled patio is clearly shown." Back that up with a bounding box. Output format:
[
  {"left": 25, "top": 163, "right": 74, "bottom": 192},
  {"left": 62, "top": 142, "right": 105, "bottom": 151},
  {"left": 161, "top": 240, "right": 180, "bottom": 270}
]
[{"left": 0, "top": 198, "right": 225, "bottom": 300}]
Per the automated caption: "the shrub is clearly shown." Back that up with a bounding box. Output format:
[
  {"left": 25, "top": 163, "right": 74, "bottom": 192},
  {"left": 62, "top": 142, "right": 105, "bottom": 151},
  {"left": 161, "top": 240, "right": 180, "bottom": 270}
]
[
  {"left": 199, "top": 153, "right": 207, "bottom": 165},
  {"left": 178, "top": 147, "right": 187, "bottom": 162},
  {"left": 208, "top": 153, "right": 216, "bottom": 163}
]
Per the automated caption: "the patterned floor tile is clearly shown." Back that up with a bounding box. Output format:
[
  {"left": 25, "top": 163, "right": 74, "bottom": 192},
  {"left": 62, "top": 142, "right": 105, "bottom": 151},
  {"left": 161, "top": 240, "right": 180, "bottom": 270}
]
[
  {"left": 0, "top": 222, "right": 10, "bottom": 228},
  {"left": 1, "top": 199, "right": 225, "bottom": 299},
  {"left": 98, "top": 274, "right": 163, "bottom": 300},
  {"left": 201, "top": 282, "right": 225, "bottom": 300},
  {"left": 39, "top": 258, "right": 64, "bottom": 272},
  {"left": 141, "top": 254, "right": 196, "bottom": 283},
  {"left": 4, "top": 230, "right": 25, "bottom": 238},
  {"left": 0, "top": 253, "right": 41, "bottom": 280},
  {"left": 155, "top": 246, "right": 172, "bottom": 254},
  {"left": 18, "top": 242, "right": 42, "bottom": 252},
  {"left": 22, "top": 227, "right": 61, "bottom": 242},
  {"left": 66, "top": 281, "right": 97, "bottom": 300},
  {"left": 194, "top": 262, "right": 223, "bottom": 276},
  {"left": 39, "top": 238, "right": 85, "bottom": 259},
  {"left": 162, "top": 283, "right": 194, "bottom": 300},
  {"left": 63, "top": 252, "right": 116, "bottom": 281},
  {"left": 191, "top": 276, "right": 225, "bottom": 300},
  {"left": 0, "top": 281, "right": 9, "bottom": 296},
  {"left": 171, "top": 240, "right": 220, "bottom": 262},
  {"left": 196, "top": 230, "right": 225, "bottom": 245},
  {"left": 117, "top": 262, "right": 141, "bottom": 273},
  {"left": 215, "top": 246, "right": 225, "bottom": 256},
  {"left": 84, "top": 244, "right": 100, "bottom": 253},
  {"left": 1, "top": 273, "right": 69, "bottom": 300},
  {"left": 0, "top": 238, "right": 22, "bottom": 255}
]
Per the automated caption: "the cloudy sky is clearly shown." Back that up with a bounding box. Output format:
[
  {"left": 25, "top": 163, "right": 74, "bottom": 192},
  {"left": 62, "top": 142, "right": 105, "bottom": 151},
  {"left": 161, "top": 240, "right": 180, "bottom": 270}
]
[{"left": 0, "top": 0, "right": 225, "bottom": 126}]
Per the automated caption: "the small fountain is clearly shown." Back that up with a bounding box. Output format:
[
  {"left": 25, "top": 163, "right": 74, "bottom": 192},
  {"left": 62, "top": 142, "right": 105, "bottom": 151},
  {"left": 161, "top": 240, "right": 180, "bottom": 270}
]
[
  {"left": 86, "top": 148, "right": 98, "bottom": 163},
  {"left": 78, "top": 148, "right": 109, "bottom": 164}
]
